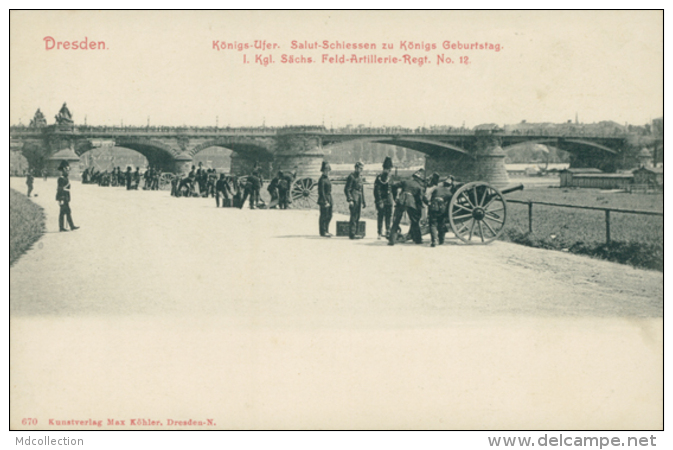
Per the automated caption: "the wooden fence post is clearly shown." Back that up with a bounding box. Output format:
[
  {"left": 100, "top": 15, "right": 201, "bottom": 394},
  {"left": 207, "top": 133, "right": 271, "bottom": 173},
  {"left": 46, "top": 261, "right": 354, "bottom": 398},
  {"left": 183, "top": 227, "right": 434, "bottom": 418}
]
[
  {"left": 528, "top": 201, "right": 533, "bottom": 233},
  {"left": 605, "top": 210, "right": 611, "bottom": 244}
]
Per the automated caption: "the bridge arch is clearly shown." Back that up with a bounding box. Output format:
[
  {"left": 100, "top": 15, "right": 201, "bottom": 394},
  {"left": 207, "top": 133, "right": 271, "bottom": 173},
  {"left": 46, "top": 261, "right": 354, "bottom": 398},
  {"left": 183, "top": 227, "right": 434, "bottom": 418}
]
[
  {"left": 189, "top": 138, "right": 275, "bottom": 177},
  {"left": 97, "top": 138, "right": 178, "bottom": 172},
  {"left": 501, "top": 138, "right": 618, "bottom": 155},
  {"left": 189, "top": 138, "right": 274, "bottom": 160},
  {"left": 323, "top": 136, "right": 472, "bottom": 160}
]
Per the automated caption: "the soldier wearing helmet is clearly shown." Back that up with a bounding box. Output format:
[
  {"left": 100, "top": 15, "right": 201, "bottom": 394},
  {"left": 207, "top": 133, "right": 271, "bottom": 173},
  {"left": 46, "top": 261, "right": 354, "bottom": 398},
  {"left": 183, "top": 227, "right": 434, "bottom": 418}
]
[
  {"left": 56, "top": 161, "right": 79, "bottom": 232},
  {"left": 344, "top": 161, "right": 366, "bottom": 239}
]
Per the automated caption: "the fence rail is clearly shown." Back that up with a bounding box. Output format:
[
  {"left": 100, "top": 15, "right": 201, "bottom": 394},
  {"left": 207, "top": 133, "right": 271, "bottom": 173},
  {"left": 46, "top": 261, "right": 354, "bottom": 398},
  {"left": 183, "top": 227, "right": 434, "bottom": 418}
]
[{"left": 507, "top": 199, "right": 663, "bottom": 244}]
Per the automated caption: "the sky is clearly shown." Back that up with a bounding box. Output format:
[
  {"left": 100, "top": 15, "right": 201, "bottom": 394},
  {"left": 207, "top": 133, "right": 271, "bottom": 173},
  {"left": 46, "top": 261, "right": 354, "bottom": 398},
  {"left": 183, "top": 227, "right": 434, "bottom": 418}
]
[{"left": 9, "top": 10, "right": 663, "bottom": 129}]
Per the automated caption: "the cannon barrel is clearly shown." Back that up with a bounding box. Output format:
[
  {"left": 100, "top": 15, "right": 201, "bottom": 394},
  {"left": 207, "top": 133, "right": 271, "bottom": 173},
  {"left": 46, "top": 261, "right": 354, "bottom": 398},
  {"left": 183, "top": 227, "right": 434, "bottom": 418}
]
[{"left": 500, "top": 183, "right": 524, "bottom": 196}]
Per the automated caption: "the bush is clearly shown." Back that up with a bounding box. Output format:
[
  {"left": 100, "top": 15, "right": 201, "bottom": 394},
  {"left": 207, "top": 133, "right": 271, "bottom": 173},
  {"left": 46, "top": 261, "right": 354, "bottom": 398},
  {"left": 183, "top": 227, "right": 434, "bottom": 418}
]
[
  {"left": 10, "top": 188, "right": 45, "bottom": 266},
  {"left": 502, "top": 229, "right": 663, "bottom": 272}
]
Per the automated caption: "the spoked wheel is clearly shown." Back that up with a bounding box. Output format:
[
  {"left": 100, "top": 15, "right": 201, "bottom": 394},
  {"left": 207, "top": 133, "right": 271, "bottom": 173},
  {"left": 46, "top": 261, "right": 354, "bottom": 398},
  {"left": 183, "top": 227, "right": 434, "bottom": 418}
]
[
  {"left": 290, "top": 178, "right": 318, "bottom": 209},
  {"left": 448, "top": 181, "right": 507, "bottom": 244},
  {"left": 159, "top": 173, "right": 175, "bottom": 191}
]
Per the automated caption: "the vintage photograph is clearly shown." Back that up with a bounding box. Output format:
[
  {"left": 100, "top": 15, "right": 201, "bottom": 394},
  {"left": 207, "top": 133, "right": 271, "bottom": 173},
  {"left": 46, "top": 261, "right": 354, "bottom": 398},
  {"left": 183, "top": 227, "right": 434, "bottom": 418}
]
[{"left": 9, "top": 10, "right": 663, "bottom": 433}]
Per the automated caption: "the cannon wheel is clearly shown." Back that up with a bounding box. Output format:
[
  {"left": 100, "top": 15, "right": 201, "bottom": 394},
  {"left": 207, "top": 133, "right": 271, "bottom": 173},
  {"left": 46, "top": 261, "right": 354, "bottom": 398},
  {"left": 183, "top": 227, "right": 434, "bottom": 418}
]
[
  {"left": 290, "top": 178, "right": 318, "bottom": 209},
  {"left": 159, "top": 173, "right": 175, "bottom": 191},
  {"left": 448, "top": 181, "right": 507, "bottom": 245}
]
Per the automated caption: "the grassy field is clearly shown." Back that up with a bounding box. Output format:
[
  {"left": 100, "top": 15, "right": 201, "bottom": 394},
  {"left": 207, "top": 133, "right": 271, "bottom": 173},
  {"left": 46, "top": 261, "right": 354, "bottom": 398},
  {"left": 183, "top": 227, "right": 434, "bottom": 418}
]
[
  {"left": 327, "top": 180, "right": 663, "bottom": 271},
  {"left": 10, "top": 188, "right": 45, "bottom": 266},
  {"left": 502, "top": 187, "right": 663, "bottom": 271}
]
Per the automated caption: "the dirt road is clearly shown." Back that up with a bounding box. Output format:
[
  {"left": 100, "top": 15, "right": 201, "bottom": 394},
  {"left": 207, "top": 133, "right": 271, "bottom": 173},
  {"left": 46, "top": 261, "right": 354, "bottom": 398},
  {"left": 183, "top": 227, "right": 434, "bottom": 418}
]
[{"left": 10, "top": 177, "right": 663, "bottom": 429}]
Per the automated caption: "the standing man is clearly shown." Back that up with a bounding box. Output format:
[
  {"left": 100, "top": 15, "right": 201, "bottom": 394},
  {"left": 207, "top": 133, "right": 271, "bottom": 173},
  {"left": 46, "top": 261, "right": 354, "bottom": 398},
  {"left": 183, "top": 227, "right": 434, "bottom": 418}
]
[
  {"left": 276, "top": 171, "right": 289, "bottom": 210},
  {"left": 318, "top": 161, "right": 333, "bottom": 237},
  {"left": 26, "top": 170, "right": 34, "bottom": 197},
  {"left": 428, "top": 176, "right": 454, "bottom": 247},
  {"left": 125, "top": 166, "right": 133, "bottom": 190},
  {"left": 133, "top": 167, "right": 141, "bottom": 190},
  {"left": 56, "top": 161, "right": 79, "bottom": 232},
  {"left": 374, "top": 157, "right": 394, "bottom": 239},
  {"left": 344, "top": 161, "right": 366, "bottom": 239},
  {"left": 388, "top": 169, "right": 427, "bottom": 246}
]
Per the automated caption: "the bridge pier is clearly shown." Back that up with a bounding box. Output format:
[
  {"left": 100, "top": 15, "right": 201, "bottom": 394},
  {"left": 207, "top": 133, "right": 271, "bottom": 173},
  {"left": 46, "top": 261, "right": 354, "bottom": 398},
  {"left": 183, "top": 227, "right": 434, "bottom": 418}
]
[
  {"left": 273, "top": 133, "right": 324, "bottom": 180},
  {"left": 425, "top": 133, "right": 509, "bottom": 187},
  {"left": 472, "top": 134, "right": 509, "bottom": 187},
  {"left": 173, "top": 152, "right": 194, "bottom": 175},
  {"left": 230, "top": 154, "right": 274, "bottom": 178}
]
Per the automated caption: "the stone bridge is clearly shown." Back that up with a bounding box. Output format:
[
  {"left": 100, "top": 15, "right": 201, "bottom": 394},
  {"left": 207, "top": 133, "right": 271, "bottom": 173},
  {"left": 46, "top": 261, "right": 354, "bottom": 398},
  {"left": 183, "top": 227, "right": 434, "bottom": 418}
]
[{"left": 10, "top": 124, "right": 631, "bottom": 186}]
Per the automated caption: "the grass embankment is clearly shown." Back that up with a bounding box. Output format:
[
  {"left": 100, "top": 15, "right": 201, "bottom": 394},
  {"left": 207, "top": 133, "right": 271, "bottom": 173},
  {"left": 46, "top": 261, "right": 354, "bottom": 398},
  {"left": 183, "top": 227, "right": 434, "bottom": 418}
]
[
  {"left": 10, "top": 188, "right": 45, "bottom": 266},
  {"left": 502, "top": 187, "right": 663, "bottom": 271}
]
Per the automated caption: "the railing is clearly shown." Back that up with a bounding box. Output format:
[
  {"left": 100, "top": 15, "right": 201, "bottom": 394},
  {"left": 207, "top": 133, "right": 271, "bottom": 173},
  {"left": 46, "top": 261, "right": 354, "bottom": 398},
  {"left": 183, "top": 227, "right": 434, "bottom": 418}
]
[
  {"left": 507, "top": 199, "right": 663, "bottom": 244},
  {"left": 9, "top": 125, "right": 634, "bottom": 139}
]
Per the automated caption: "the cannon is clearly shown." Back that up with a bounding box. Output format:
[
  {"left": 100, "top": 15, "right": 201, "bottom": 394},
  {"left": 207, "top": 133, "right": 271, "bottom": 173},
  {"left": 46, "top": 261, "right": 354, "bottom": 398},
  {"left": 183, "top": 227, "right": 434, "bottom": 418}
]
[
  {"left": 445, "top": 181, "right": 524, "bottom": 244},
  {"left": 396, "top": 181, "right": 523, "bottom": 245}
]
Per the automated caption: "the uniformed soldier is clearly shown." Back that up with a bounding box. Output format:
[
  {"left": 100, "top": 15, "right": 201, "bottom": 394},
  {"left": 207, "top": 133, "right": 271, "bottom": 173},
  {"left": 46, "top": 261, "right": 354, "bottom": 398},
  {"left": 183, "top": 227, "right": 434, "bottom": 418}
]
[
  {"left": 267, "top": 173, "right": 280, "bottom": 208},
  {"left": 56, "top": 161, "right": 79, "bottom": 232},
  {"left": 388, "top": 169, "right": 427, "bottom": 246},
  {"left": 125, "top": 166, "right": 133, "bottom": 190},
  {"left": 428, "top": 176, "right": 455, "bottom": 247},
  {"left": 374, "top": 157, "right": 394, "bottom": 239},
  {"left": 215, "top": 173, "right": 231, "bottom": 207},
  {"left": 344, "top": 161, "right": 366, "bottom": 239},
  {"left": 152, "top": 167, "right": 161, "bottom": 191},
  {"left": 240, "top": 168, "right": 263, "bottom": 209},
  {"left": 196, "top": 162, "right": 205, "bottom": 195},
  {"left": 143, "top": 167, "right": 152, "bottom": 190},
  {"left": 207, "top": 169, "right": 217, "bottom": 197},
  {"left": 318, "top": 161, "right": 333, "bottom": 237},
  {"left": 26, "top": 170, "right": 34, "bottom": 197},
  {"left": 133, "top": 167, "right": 141, "bottom": 189},
  {"left": 277, "top": 170, "right": 294, "bottom": 210}
]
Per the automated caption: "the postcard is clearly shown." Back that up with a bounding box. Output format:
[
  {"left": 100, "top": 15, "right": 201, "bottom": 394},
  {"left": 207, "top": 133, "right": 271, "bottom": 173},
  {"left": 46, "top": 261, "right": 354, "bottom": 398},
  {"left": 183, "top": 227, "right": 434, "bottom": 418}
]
[{"left": 9, "top": 10, "right": 664, "bottom": 434}]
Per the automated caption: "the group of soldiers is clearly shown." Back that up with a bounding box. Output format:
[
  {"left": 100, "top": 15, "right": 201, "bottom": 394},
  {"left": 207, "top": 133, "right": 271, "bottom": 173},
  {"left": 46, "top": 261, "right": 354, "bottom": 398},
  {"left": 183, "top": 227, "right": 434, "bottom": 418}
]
[
  {"left": 337, "top": 156, "right": 456, "bottom": 247},
  {"left": 170, "top": 163, "right": 298, "bottom": 211},
  {"left": 82, "top": 166, "right": 163, "bottom": 191},
  {"left": 35, "top": 156, "right": 457, "bottom": 246}
]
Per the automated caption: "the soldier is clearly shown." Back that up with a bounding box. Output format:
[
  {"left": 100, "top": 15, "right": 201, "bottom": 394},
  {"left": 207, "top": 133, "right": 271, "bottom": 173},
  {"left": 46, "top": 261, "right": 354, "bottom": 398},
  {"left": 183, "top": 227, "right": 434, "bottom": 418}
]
[
  {"left": 178, "top": 174, "right": 193, "bottom": 197},
  {"left": 428, "top": 176, "right": 455, "bottom": 247},
  {"left": 215, "top": 173, "right": 231, "bottom": 207},
  {"left": 231, "top": 176, "right": 243, "bottom": 208},
  {"left": 143, "top": 167, "right": 152, "bottom": 190},
  {"left": 187, "top": 165, "right": 196, "bottom": 195},
  {"left": 125, "top": 166, "right": 133, "bottom": 190},
  {"left": 267, "top": 173, "right": 280, "bottom": 208},
  {"left": 318, "top": 161, "right": 333, "bottom": 237},
  {"left": 344, "top": 161, "right": 366, "bottom": 239},
  {"left": 170, "top": 174, "right": 180, "bottom": 197},
  {"left": 151, "top": 168, "right": 161, "bottom": 191},
  {"left": 26, "top": 170, "right": 34, "bottom": 197},
  {"left": 240, "top": 168, "right": 262, "bottom": 209},
  {"left": 207, "top": 169, "right": 217, "bottom": 197},
  {"left": 374, "top": 157, "right": 394, "bottom": 239},
  {"left": 133, "top": 167, "right": 141, "bottom": 189},
  {"left": 277, "top": 170, "right": 293, "bottom": 210},
  {"left": 56, "top": 161, "right": 79, "bottom": 232},
  {"left": 116, "top": 166, "right": 124, "bottom": 187},
  {"left": 388, "top": 169, "right": 427, "bottom": 246}
]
